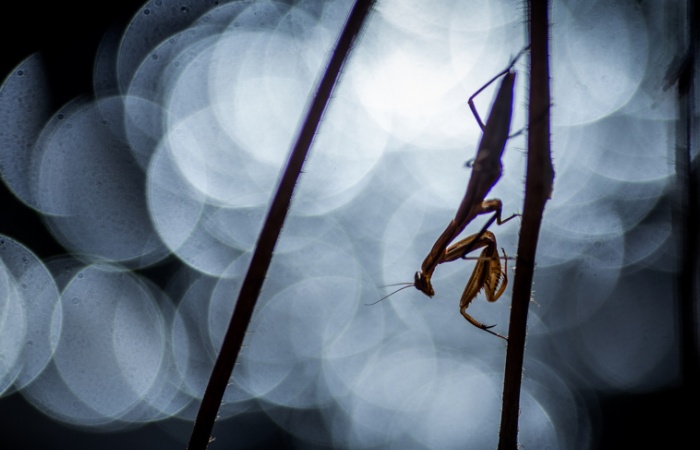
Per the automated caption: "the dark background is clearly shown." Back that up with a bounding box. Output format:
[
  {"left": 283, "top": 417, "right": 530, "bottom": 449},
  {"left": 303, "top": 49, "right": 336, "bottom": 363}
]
[{"left": 1, "top": 1, "right": 697, "bottom": 449}]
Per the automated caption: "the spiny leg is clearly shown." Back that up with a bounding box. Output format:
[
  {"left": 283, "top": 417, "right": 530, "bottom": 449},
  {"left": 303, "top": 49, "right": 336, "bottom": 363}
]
[
  {"left": 443, "top": 233, "right": 509, "bottom": 340},
  {"left": 461, "top": 248, "right": 508, "bottom": 340}
]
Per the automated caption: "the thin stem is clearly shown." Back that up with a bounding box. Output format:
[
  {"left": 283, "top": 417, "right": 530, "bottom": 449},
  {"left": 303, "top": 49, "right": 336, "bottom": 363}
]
[
  {"left": 186, "top": 2, "right": 375, "bottom": 448},
  {"left": 497, "top": 1, "right": 553, "bottom": 449},
  {"left": 676, "top": 0, "right": 700, "bottom": 431}
]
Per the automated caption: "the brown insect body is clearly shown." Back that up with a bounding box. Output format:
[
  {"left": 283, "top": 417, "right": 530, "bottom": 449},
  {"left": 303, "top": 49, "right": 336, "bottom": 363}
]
[{"left": 413, "top": 69, "right": 519, "bottom": 340}]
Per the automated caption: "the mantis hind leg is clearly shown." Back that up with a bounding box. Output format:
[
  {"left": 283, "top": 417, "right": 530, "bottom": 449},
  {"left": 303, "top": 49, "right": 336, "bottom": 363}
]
[{"left": 468, "top": 45, "right": 530, "bottom": 131}]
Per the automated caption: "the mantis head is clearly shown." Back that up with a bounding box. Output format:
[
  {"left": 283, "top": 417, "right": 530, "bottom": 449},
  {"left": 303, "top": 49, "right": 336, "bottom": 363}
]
[{"left": 414, "top": 271, "right": 434, "bottom": 297}]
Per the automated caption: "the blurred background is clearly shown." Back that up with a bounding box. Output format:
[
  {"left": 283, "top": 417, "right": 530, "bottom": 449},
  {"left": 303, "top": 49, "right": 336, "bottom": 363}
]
[{"left": 0, "top": 1, "right": 697, "bottom": 449}]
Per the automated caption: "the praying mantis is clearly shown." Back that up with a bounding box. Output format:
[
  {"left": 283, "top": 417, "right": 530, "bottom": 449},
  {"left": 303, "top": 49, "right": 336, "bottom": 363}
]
[{"left": 377, "top": 48, "right": 528, "bottom": 340}]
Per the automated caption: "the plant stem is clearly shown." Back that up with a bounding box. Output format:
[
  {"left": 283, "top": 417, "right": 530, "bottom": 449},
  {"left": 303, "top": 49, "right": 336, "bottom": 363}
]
[
  {"left": 497, "top": 1, "right": 553, "bottom": 449},
  {"left": 186, "top": 2, "right": 375, "bottom": 448},
  {"left": 674, "top": 0, "right": 700, "bottom": 432}
]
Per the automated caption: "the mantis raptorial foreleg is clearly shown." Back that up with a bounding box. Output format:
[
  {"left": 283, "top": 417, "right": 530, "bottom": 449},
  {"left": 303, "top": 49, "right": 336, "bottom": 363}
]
[
  {"left": 440, "top": 231, "right": 509, "bottom": 340},
  {"left": 414, "top": 206, "right": 516, "bottom": 300},
  {"left": 413, "top": 214, "right": 512, "bottom": 340}
]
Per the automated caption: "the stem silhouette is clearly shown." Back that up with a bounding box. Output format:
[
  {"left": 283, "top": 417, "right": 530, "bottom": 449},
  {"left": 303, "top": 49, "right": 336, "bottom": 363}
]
[
  {"left": 498, "top": 1, "right": 553, "bottom": 449},
  {"left": 186, "top": 2, "right": 376, "bottom": 448}
]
